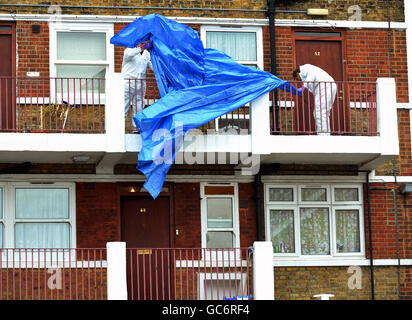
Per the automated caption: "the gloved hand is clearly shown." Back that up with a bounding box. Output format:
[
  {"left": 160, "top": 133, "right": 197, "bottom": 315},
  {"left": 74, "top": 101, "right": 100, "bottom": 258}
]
[
  {"left": 143, "top": 42, "right": 152, "bottom": 50},
  {"left": 297, "top": 87, "right": 306, "bottom": 93}
]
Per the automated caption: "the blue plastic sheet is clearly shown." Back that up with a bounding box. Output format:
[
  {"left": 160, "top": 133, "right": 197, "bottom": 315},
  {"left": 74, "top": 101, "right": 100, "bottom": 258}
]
[{"left": 111, "top": 14, "right": 297, "bottom": 199}]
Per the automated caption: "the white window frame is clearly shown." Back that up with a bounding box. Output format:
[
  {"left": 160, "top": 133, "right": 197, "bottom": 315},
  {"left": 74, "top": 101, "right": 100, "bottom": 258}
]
[
  {"left": 265, "top": 183, "right": 365, "bottom": 259},
  {"left": 200, "top": 26, "right": 263, "bottom": 132},
  {"left": 49, "top": 22, "right": 114, "bottom": 104},
  {"left": 332, "top": 185, "right": 363, "bottom": 205},
  {"left": 266, "top": 205, "right": 299, "bottom": 257},
  {"left": 200, "top": 182, "right": 240, "bottom": 260},
  {"left": 332, "top": 205, "right": 365, "bottom": 257},
  {"left": 265, "top": 184, "right": 297, "bottom": 205},
  {"left": 200, "top": 25, "right": 264, "bottom": 70},
  {"left": 0, "top": 182, "right": 76, "bottom": 249},
  {"left": 197, "top": 272, "right": 249, "bottom": 300}
]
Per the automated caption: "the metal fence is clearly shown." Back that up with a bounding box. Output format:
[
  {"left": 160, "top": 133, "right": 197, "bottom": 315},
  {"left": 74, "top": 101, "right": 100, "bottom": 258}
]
[
  {"left": 271, "top": 81, "right": 378, "bottom": 136},
  {"left": 0, "top": 248, "right": 107, "bottom": 300},
  {"left": 126, "top": 247, "right": 253, "bottom": 300}
]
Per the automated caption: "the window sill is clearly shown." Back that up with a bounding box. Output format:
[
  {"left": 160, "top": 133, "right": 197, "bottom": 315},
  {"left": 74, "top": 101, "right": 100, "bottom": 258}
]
[
  {"left": 273, "top": 257, "right": 367, "bottom": 267},
  {"left": 272, "top": 258, "right": 412, "bottom": 267}
]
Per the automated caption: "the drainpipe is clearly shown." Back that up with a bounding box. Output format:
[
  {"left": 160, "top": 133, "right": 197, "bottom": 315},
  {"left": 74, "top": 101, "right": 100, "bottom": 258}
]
[
  {"left": 267, "top": 0, "right": 279, "bottom": 132},
  {"left": 366, "top": 171, "right": 375, "bottom": 300},
  {"left": 255, "top": 171, "right": 264, "bottom": 241}
]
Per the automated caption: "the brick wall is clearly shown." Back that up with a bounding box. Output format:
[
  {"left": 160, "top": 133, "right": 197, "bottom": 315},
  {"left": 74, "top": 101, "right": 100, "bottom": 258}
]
[
  {"left": 0, "top": 0, "right": 404, "bottom": 21},
  {"left": 16, "top": 21, "right": 49, "bottom": 78},
  {"left": 364, "top": 182, "right": 412, "bottom": 260},
  {"left": 76, "top": 182, "right": 120, "bottom": 248},
  {"left": 274, "top": 266, "right": 411, "bottom": 300},
  {"left": 263, "top": 26, "right": 409, "bottom": 103}
]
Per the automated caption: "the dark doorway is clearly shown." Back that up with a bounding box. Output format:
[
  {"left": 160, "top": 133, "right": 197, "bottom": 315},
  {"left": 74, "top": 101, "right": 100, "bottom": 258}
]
[
  {"left": 0, "top": 23, "right": 15, "bottom": 131},
  {"left": 120, "top": 196, "right": 172, "bottom": 300},
  {"left": 294, "top": 32, "right": 349, "bottom": 134}
]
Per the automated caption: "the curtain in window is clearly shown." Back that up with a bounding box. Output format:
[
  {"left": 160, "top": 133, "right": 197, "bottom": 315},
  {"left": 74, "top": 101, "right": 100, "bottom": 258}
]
[
  {"left": 206, "top": 31, "right": 257, "bottom": 62},
  {"left": 334, "top": 188, "right": 359, "bottom": 201},
  {"left": 300, "top": 208, "right": 330, "bottom": 255},
  {"left": 56, "top": 32, "right": 107, "bottom": 93},
  {"left": 15, "top": 223, "right": 70, "bottom": 248},
  {"left": 270, "top": 209, "right": 295, "bottom": 253},
  {"left": 269, "top": 188, "right": 293, "bottom": 202},
  {"left": 301, "top": 188, "right": 327, "bottom": 201},
  {"left": 57, "top": 32, "right": 106, "bottom": 61},
  {"left": 335, "top": 210, "right": 360, "bottom": 253},
  {"left": 207, "top": 198, "right": 233, "bottom": 228},
  {"left": 15, "top": 189, "right": 70, "bottom": 248}
]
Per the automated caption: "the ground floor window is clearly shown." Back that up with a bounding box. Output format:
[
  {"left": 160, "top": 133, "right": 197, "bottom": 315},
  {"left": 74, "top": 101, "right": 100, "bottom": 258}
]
[
  {"left": 200, "top": 183, "right": 240, "bottom": 250},
  {"left": 265, "top": 183, "right": 364, "bottom": 258},
  {"left": 0, "top": 183, "right": 75, "bottom": 248}
]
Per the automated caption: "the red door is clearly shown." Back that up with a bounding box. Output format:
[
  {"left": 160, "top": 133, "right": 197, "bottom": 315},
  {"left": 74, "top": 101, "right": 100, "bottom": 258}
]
[
  {"left": 0, "top": 24, "right": 15, "bottom": 131},
  {"left": 121, "top": 196, "right": 172, "bottom": 300},
  {"left": 295, "top": 39, "right": 348, "bottom": 134}
]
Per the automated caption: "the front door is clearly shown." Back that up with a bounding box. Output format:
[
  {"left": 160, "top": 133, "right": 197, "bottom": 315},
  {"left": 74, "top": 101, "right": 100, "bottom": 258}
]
[
  {"left": 0, "top": 23, "right": 15, "bottom": 131},
  {"left": 294, "top": 34, "right": 348, "bottom": 134},
  {"left": 120, "top": 196, "right": 172, "bottom": 300}
]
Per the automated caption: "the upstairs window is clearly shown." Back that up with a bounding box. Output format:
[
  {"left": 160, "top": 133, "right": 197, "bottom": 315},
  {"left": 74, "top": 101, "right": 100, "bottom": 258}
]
[
  {"left": 50, "top": 22, "right": 114, "bottom": 98},
  {"left": 201, "top": 26, "right": 263, "bottom": 70}
]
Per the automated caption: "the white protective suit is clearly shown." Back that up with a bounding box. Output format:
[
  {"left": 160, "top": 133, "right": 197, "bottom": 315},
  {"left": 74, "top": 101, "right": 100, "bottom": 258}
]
[
  {"left": 299, "top": 64, "right": 337, "bottom": 135},
  {"left": 122, "top": 47, "right": 153, "bottom": 129}
]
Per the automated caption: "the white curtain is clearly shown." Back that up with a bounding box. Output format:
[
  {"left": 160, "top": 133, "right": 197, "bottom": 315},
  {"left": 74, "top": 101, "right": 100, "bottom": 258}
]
[
  {"left": 334, "top": 188, "right": 359, "bottom": 201},
  {"left": 269, "top": 188, "right": 293, "bottom": 202},
  {"left": 270, "top": 209, "right": 295, "bottom": 253},
  {"left": 15, "top": 189, "right": 70, "bottom": 248},
  {"left": 206, "top": 31, "right": 257, "bottom": 61},
  {"left": 57, "top": 32, "right": 106, "bottom": 61},
  {"left": 300, "top": 208, "right": 330, "bottom": 255},
  {"left": 335, "top": 210, "right": 360, "bottom": 252},
  {"left": 56, "top": 31, "right": 107, "bottom": 93},
  {"left": 15, "top": 223, "right": 70, "bottom": 249},
  {"left": 301, "top": 188, "right": 327, "bottom": 201}
]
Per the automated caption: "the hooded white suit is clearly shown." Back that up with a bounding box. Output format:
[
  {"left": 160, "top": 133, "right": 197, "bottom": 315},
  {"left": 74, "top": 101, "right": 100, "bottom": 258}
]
[
  {"left": 122, "top": 47, "right": 153, "bottom": 129},
  {"left": 299, "top": 64, "right": 337, "bottom": 135}
]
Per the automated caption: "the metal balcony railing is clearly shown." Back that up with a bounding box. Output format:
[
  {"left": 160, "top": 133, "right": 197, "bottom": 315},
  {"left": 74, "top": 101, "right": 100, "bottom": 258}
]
[
  {"left": 271, "top": 81, "right": 378, "bottom": 136},
  {"left": 0, "top": 77, "right": 105, "bottom": 133}
]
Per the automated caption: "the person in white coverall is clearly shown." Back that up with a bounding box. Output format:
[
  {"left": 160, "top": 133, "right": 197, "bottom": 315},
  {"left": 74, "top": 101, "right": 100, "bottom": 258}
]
[
  {"left": 122, "top": 42, "right": 153, "bottom": 132},
  {"left": 293, "top": 64, "right": 337, "bottom": 135}
]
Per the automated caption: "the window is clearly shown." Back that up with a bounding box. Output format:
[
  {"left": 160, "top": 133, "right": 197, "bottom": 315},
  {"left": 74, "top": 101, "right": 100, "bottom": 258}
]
[
  {"left": 0, "top": 183, "right": 75, "bottom": 249},
  {"left": 266, "top": 184, "right": 364, "bottom": 258},
  {"left": 200, "top": 26, "right": 262, "bottom": 132},
  {"left": 201, "top": 183, "right": 240, "bottom": 251},
  {"left": 49, "top": 22, "right": 114, "bottom": 101},
  {"left": 200, "top": 26, "right": 263, "bottom": 70}
]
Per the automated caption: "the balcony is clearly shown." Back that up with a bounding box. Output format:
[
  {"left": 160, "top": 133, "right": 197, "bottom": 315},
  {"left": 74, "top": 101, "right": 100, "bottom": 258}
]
[{"left": 0, "top": 74, "right": 398, "bottom": 171}]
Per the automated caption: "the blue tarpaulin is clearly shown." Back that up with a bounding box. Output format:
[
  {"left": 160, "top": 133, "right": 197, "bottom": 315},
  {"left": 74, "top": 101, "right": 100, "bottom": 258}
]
[{"left": 111, "top": 14, "right": 297, "bottom": 199}]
